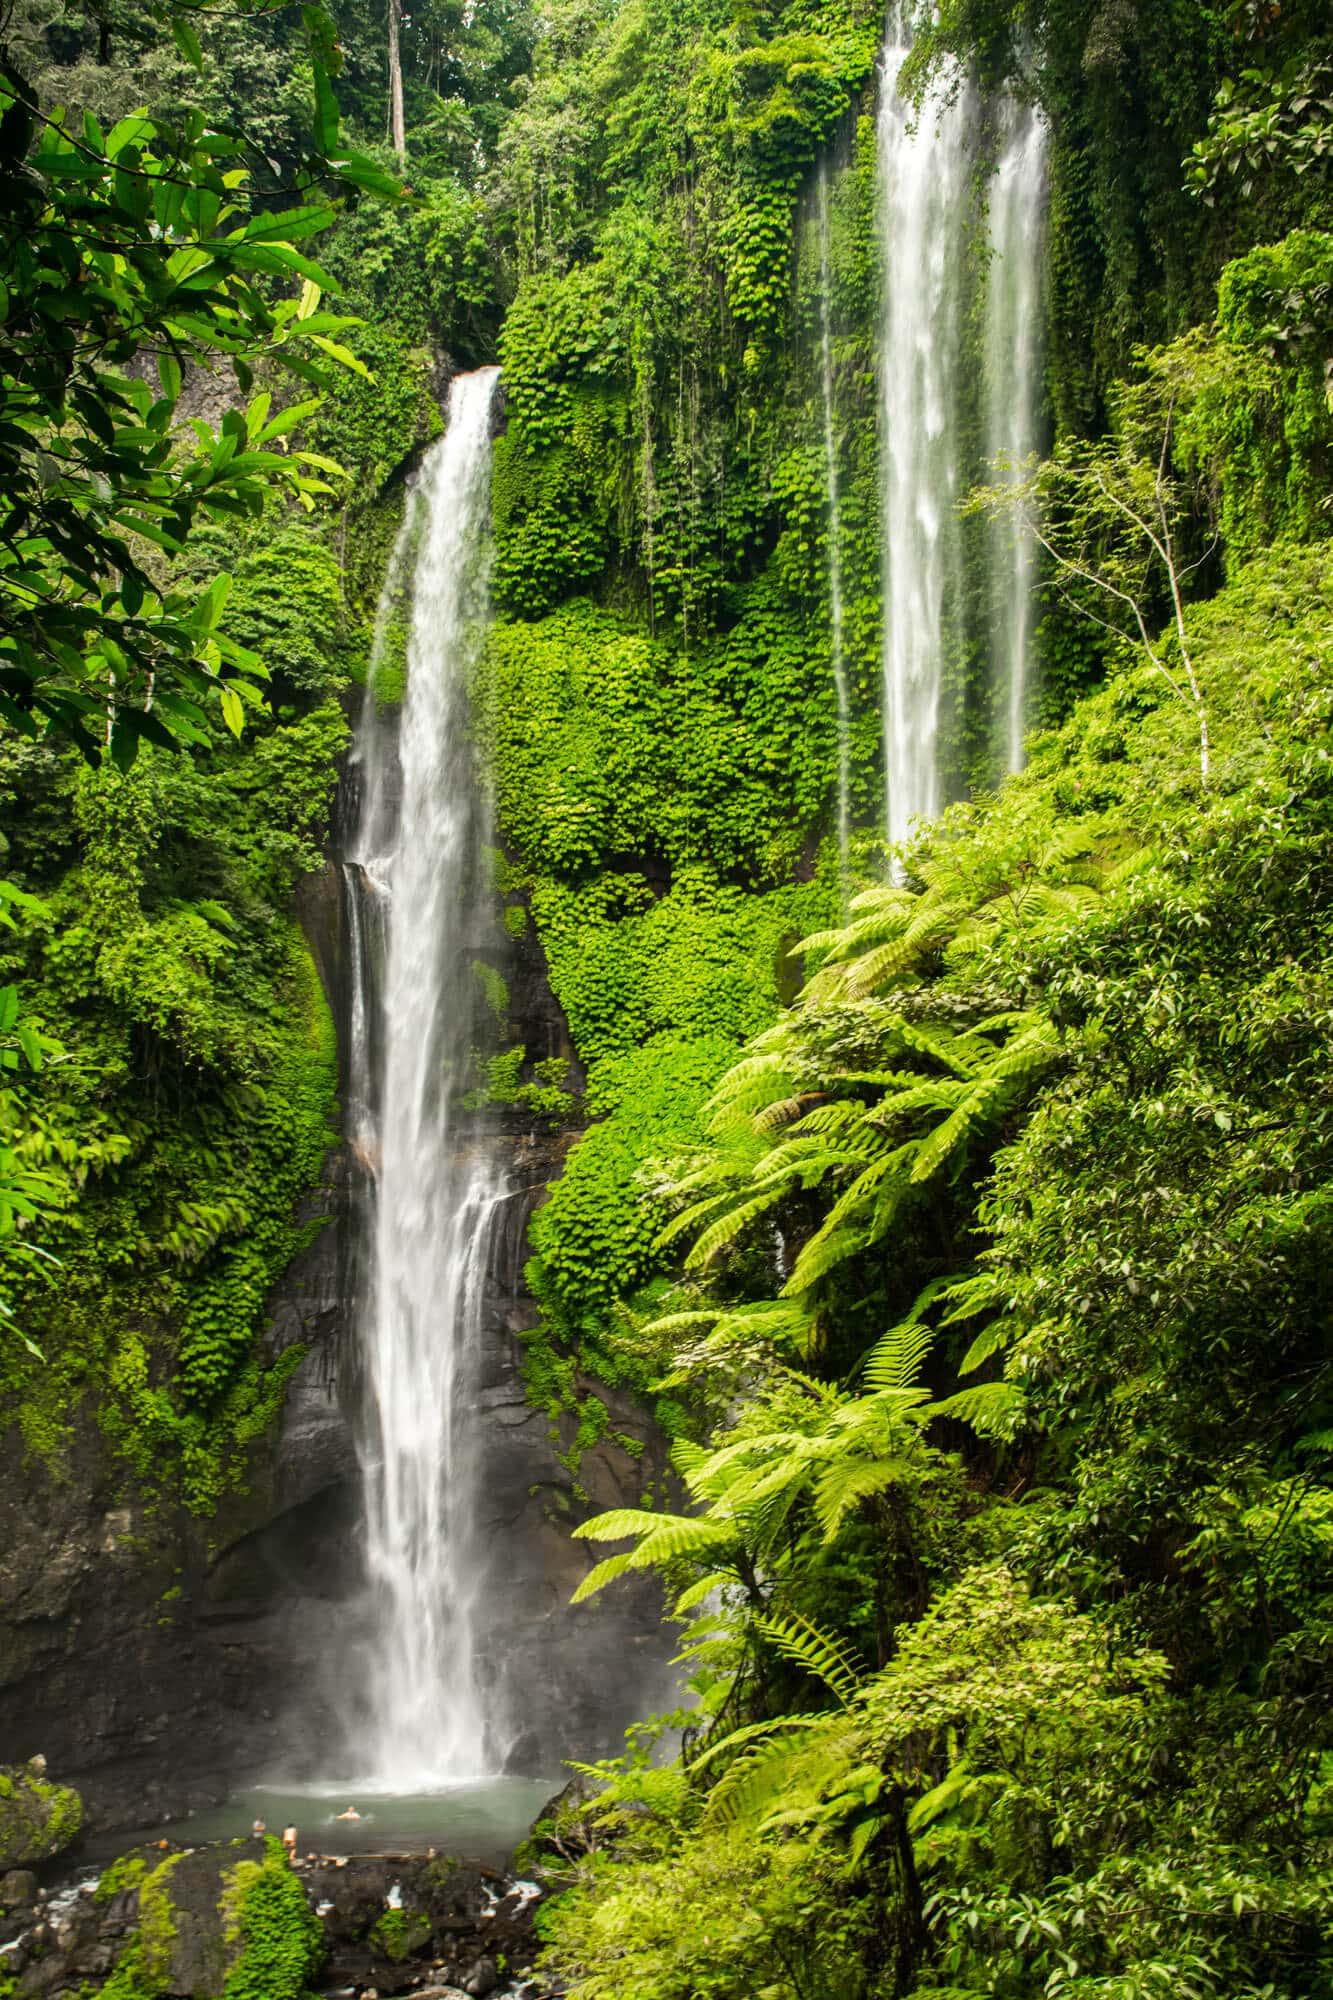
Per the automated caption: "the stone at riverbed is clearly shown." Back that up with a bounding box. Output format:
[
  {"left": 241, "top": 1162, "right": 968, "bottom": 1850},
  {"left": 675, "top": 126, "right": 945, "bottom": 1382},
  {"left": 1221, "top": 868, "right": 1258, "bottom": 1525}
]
[
  {"left": 0, "top": 1760, "right": 82, "bottom": 1869},
  {"left": 0, "top": 1868, "right": 39, "bottom": 1908},
  {"left": 465, "top": 1955, "right": 499, "bottom": 1996}
]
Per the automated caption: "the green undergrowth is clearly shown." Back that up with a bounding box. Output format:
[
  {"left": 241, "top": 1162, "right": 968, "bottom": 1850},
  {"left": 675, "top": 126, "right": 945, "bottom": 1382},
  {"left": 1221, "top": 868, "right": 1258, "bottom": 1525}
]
[
  {"left": 0, "top": 497, "right": 366, "bottom": 1514},
  {"left": 533, "top": 527, "right": 1333, "bottom": 2000}
]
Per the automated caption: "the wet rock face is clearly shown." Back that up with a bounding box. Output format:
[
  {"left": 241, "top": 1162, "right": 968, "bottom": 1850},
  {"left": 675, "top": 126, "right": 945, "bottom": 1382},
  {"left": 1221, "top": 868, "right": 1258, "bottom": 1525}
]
[
  {"left": 0, "top": 1164, "right": 356, "bottom": 1830},
  {"left": 0, "top": 852, "right": 678, "bottom": 1832}
]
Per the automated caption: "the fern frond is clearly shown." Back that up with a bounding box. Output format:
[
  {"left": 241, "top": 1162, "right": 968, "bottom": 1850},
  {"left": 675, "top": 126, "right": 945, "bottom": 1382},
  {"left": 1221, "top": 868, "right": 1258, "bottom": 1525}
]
[
  {"left": 755, "top": 1610, "right": 867, "bottom": 1708},
  {"left": 930, "top": 1381, "right": 1025, "bottom": 1436},
  {"left": 789, "top": 1100, "right": 868, "bottom": 1137},
  {"left": 704, "top": 1725, "right": 829, "bottom": 1827},
  {"left": 862, "top": 1314, "right": 935, "bottom": 1394},
  {"left": 573, "top": 1509, "right": 737, "bottom": 1568},
  {"left": 670, "top": 1571, "right": 733, "bottom": 1614},
  {"left": 569, "top": 1552, "right": 638, "bottom": 1604},
  {"left": 632, "top": 1517, "right": 741, "bottom": 1565},
  {"left": 685, "top": 1188, "right": 786, "bottom": 1266},
  {"left": 869, "top": 1080, "right": 968, "bottom": 1124},
  {"left": 896, "top": 1021, "right": 980, "bottom": 1076},
  {"left": 812, "top": 1458, "right": 911, "bottom": 1540},
  {"left": 782, "top": 1223, "right": 868, "bottom": 1295},
  {"left": 572, "top": 1508, "right": 675, "bottom": 1543},
  {"left": 687, "top": 1715, "right": 816, "bottom": 1777},
  {"left": 754, "top": 1092, "right": 819, "bottom": 1134},
  {"left": 653, "top": 1186, "right": 743, "bottom": 1252}
]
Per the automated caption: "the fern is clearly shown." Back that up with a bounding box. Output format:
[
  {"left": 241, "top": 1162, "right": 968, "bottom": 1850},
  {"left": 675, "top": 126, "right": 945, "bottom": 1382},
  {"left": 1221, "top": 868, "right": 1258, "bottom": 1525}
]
[
  {"left": 861, "top": 1287, "right": 943, "bottom": 1392},
  {"left": 755, "top": 1610, "right": 867, "bottom": 1708},
  {"left": 930, "top": 1381, "right": 1025, "bottom": 1436},
  {"left": 569, "top": 1551, "right": 638, "bottom": 1604},
  {"left": 812, "top": 1457, "right": 911, "bottom": 1540},
  {"left": 687, "top": 1714, "right": 818, "bottom": 1778},
  {"left": 782, "top": 1221, "right": 870, "bottom": 1295},
  {"left": 685, "top": 1187, "right": 786, "bottom": 1266}
]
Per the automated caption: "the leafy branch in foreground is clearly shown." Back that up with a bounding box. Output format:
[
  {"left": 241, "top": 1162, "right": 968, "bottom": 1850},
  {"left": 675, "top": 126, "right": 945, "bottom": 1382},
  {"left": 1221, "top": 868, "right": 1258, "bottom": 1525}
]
[
  {"left": 977, "top": 400, "right": 1216, "bottom": 786},
  {"left": 0, "top": 34, "right": 403, "bottom": 764}
]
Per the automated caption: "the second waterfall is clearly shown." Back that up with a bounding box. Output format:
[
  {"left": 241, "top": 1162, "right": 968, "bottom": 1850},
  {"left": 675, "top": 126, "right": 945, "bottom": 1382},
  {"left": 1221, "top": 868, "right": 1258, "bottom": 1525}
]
[
  {"left": 875, "top": 10, "right": 1047, "bottom": 850},
  {"left": 343, "top": 367, "right": 503, "bottom": 1788}
]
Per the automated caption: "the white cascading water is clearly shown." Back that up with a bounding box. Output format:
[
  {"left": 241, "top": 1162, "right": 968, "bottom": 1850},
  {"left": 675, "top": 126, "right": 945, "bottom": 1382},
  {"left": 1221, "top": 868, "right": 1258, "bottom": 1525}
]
[
  {"left": 343, "top": 366, "right": 503, "bottom": 1788},
  {"left": 816, "top": 163, "right": 851, "bottom": 898},
  {"left": 986, "top": 95, "right": 1048, "bottom": 773},
  {"left": 876, "top": 4, "right": 974, "bottom": 865}
]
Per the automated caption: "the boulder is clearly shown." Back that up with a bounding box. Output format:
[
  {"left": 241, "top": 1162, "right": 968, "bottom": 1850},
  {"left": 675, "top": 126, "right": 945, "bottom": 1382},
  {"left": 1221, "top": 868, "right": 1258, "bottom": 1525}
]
[
  {"left": 0, "top": 1868, "right": 38, "bottom": 1909},
  {"left": 0, "top": 1761, "right": 82, "bottom": 1869}
]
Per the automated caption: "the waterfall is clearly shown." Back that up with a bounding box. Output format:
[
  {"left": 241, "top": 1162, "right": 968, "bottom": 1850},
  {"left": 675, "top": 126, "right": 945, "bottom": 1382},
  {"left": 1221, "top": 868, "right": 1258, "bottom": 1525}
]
[
  {"left": 876, "top": 6, "right": 973, "bottom": 867},
  {"left": 343, "top": 366, "right": 503, "bottom": 1788},
  {"left": 986, "top": 95, "right": 1047, "bottom": 773},
  {"left": 817, "top": 164, "right": 851, "bottom": 898}
]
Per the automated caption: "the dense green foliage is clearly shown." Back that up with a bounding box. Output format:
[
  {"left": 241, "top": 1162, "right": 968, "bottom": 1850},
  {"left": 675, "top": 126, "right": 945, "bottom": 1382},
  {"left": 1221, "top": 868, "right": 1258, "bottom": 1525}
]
[{"left": 495, "top": 8, "right": 1333, "bottom": 2000}]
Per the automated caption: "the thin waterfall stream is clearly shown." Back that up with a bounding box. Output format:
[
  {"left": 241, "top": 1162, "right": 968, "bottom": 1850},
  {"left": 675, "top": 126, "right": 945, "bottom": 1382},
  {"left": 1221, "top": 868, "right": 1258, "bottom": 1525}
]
[
  {"left": 816, "top": 163, "right": 851, "bottom": 898},
  {"left": 986, "top": 95, "right": 1048, "bottom": 773},
  {"left": 342, "top": 366, "right": 504, "bottom": 1789}
]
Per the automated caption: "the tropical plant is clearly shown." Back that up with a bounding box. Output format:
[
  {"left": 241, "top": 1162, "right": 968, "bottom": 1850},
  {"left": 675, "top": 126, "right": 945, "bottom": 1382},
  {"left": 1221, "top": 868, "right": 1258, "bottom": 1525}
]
[{"left": 0, "top": 21, "right": 400, "bottom": 764}]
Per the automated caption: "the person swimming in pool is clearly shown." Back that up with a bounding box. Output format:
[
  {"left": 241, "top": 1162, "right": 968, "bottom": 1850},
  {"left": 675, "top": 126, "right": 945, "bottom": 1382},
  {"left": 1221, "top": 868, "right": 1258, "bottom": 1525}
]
[{"left": 334, "top": 1806, "right": 361, "bottom": 1821}]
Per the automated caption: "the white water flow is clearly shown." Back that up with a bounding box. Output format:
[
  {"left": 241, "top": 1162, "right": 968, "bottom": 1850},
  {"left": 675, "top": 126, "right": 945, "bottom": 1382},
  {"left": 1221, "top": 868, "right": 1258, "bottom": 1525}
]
[
  {"left": 986, "top": 95, "right": 1047, "bottom": 772},
  {"left": 877, "top": 7, "right": 973, "bottom": 868},
  {"left": 344, "top": 366, "right": 502, "bottom": 1789},
  {"left": 817, "top": 164, "right": 851, "bottom": 900}
]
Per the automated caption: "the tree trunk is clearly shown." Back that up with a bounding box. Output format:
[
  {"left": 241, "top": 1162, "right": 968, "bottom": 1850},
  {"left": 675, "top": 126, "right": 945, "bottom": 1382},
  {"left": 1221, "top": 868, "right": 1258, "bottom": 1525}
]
[{"left": 387, "top": 0, "right": 406, "bottom": 165}]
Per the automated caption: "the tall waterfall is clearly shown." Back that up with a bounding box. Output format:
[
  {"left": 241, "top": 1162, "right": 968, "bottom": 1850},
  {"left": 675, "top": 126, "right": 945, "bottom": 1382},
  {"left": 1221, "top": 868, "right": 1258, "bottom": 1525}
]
[
  {"left": 876, "top": 7, "right": 973, "bottom": 865},
  {"left": 986, "top": 97, "right": 1048, "bottom": 773},
  {"left": 343, "top": 366, "right": 502, "bottom": 1788},
  {"left": 817, "top": 164, "right": 851, "bottom": 896}
]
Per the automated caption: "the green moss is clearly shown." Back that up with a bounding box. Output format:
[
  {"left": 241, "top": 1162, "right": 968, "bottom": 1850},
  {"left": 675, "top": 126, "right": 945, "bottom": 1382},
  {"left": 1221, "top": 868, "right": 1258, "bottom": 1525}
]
[
  {"left": 220, "top": 1841, "right": 324, "bottom": 2000},
  {"left": 98, "top": 1851, "right": 182, "bottom": 2000},
  {"left": 0, "top": 1765, "right": 83, "bottom": 1869},
  {"left": 138, "top": 1854, "right": 184, "bottom": 1989},
  {"left": 368, "top": 1907, "right": 432, "bottom": 1961},
  {"left": 0, "top": 650, "right": 347, "bottom": 1514}
]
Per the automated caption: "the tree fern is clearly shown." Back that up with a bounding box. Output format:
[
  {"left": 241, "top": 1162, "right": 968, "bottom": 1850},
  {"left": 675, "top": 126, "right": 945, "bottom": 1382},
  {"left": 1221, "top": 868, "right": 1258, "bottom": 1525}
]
[
  {"left": 812, "top": 1457, "right": 914, "bottom": 1540},
  {"left": 569, "top": 1551, "right": 639, "bottom": 1604},
  {"left": 861, "top": 1283, "right": 946, "bottom": 1392},
  {"left": 755, "top": 1610, "right": 868, "bottom": 1708},
  {"left": 685, "top": 1186, "right": 788, "bottom": 1266},
  {"left": 930, "top": 1382, "right": 1025, "bottom": 1437}
]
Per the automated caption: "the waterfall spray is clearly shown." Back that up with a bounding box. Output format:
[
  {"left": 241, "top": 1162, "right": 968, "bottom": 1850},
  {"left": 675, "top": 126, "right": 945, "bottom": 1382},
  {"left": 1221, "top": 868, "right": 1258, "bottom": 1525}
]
[
  {"left": 986, "top": 95, "right": 1047, "bottom": 774},
  {"left": 343, "top": 367, "right": 503, "bottom": 1788},
  {"left": 876, "top": 5, "right": 973, "bottom": 871},
  {"left": 817, "top": 164, "right": 852, "bottom": 901}
]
